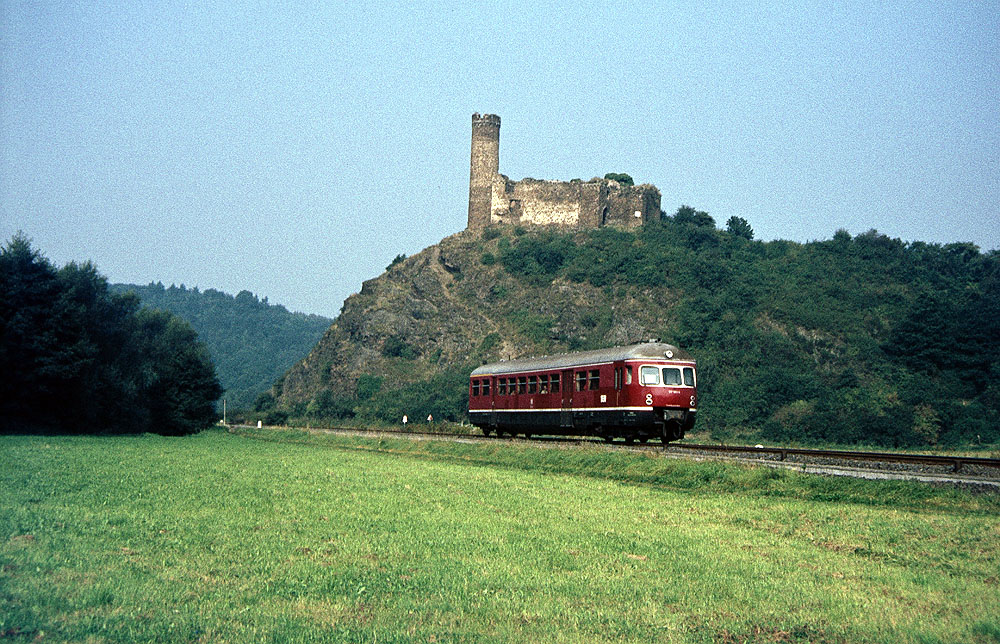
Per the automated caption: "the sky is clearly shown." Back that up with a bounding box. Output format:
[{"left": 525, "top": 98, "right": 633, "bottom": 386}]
[{"left": 2, "top": 1, "right": 998, "bottom": 317}]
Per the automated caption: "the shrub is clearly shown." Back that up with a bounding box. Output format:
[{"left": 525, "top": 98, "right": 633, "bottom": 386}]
[
  {"left": 382, "top": 336, "right": 418, "bottom": 360},
  {"left": 386, "top": 254, "right": 407, "bottom": 271},
  {"left": 307, "top": 390, "right": 355, "bottom": 419},
  {"left": 604, "top": 172, "right": 634, "bottom": 186},
  {"left": 356, "top": 374, "right": 384, "bottom": 400}
]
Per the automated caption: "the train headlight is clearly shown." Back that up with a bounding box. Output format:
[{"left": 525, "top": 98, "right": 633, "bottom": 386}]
[{"left": 665, "top": 350, "right": 673, "bottom": 359}]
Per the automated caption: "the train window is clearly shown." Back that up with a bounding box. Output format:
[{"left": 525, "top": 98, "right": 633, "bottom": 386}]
[
  {"left": 483, "top": 380, "right": 491, "bottom": 396},
  {"left": 683, "top": 368, "right": 695, "bottom": 387},
  {"left": 472, "top": 380, "right": 480, "bottom": 396},
  {"left": 517, "top": 377, "right": 526, "bottom": 394},
  {"left": 575, "top": 371, "right": 586, "bottom": 392},
  {"left": 626, "top": 366, "right": 632, "bottom": 385},
  {"left": 614, "top": 367, "right": 621, "bottom": 390},
  {"left": 538, "top": 374, "right": 549, "bottom": 393},
  {"left": 528, "top": 376, "right": 537, "bottom": 394},
  {"left": 640, "top": 366, "right": 660, "bottom": 385},
  {"left": 662, "top": 368, "right": 682, "bottom": 386},
  {"left": 588, "top": 369, "right": 600, "bottom": 390},
  {"left": 551, "top": 374, "right": 560, "bottom": 393},
  {"left": 498, "top": 378, "right": 507, "bottom": 395}
]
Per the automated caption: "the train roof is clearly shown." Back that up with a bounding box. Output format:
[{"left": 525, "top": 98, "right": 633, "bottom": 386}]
[{"left": 470, "top": 342, "right": 695, "bottom": 377}]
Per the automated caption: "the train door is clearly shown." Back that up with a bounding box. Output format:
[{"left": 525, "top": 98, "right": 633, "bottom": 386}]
[
  {"left": 560, "top": 369, "right": 573, "bottom": 427},
  {"left": 489, "top": 376, "right": 497, "bottom": 428},
  {"left": 613, "top": 360, "right": 625, "bottom": 406}
]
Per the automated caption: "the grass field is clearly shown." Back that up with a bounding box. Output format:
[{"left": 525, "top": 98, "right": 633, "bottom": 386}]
[{"left": 2, "top": 428, "right": 998, "bottom": 643}]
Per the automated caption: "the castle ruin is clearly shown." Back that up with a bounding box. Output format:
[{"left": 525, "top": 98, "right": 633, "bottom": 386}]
[{"left": 467, "top": 113, "right": 661, "bottom": 231}]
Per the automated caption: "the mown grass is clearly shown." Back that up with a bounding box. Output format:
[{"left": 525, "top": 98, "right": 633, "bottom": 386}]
[{"left": 2, "top": 428, "right": 998, "bottom": 643}]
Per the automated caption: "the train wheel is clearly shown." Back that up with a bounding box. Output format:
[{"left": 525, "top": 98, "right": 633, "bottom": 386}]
[
  {"left": 482, "top": 427, "right": 492, "bottom": 437},
  {"left": 661, "top": 421, "right": 683, "bottom": 444},
  {"left": 523, "top": 432, "right": 532, "bottom": 440}
]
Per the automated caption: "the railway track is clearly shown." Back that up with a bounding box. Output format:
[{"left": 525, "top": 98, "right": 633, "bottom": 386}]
[
  {"left": 230, "top": 424, "right": 1000, "bottom": 487},
  {"left": 667, "top": 442, "right": 1000, "bottom": 474}
]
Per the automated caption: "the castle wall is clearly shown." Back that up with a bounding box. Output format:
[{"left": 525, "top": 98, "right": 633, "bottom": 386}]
[
  {"left": 468, "top": 113, "right": 661, "bottom": 231},
  {"left": 491, "top": 179, "right": 586, "bottom": 226},
  {"left": 604, "top": 184, "right": 661, "bottom": 227}
]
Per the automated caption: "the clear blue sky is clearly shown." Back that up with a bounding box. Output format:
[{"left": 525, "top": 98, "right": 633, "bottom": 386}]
[{"left": 3, "top": 1, "right": 998, "bottom": 317}]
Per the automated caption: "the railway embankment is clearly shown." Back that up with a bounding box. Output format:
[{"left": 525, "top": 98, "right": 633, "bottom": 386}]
[{"left": 231, "top": 424, "right": 1000, "bottom": 504}]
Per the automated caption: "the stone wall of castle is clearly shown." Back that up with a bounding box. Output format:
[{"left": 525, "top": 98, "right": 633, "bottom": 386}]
[{"left": 468, "top": 113, "right": 661, "bottom": 231}]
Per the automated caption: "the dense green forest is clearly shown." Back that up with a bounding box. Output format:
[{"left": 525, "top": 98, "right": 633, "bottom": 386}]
[
  {"left": 274, "top": 209, "right": 999, "bottom": 449},
  {"left": 0, "top": 235, "right": 222, "bottom": 435},
  {"left": 111, "top": 283, "right": 332, "bottom": 410},
  {"left": 502, "top": 213, "right": 998, "bottom": 446}
]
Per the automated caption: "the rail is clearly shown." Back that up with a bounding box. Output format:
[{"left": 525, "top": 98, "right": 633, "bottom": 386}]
[
  {"left": 668, "top": 442, "right": 1000, "bottom": 473},
  {"left": 229, "top": 423, "right": 999, "bottom": 474}
]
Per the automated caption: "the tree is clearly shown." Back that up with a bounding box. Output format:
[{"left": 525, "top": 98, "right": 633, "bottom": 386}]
[
  {"left": 134, "top": 309, "right": 223, "bottom": 435},
  {"left": 0, "top": 234, "right": 222, "bottom": 435},
  {"left": 673, "top": 205, "right": 715, "bottom": 228},
  {"left": 726, "top": 216, "right": 754, "bottom": 240},
  {"left": 0, "top": 233, "right": 78, "bottom": 425}
]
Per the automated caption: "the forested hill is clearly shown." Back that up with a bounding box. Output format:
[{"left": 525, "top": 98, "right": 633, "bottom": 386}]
[
  {"left": 112, "top": 283, "right": 332, "bottom": 410},
  {"left": 271, "top": 210, "right": 999, "bottom": 448}
]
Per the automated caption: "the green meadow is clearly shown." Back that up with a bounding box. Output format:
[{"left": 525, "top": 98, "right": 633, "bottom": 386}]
[{"left": 2, "top": 428, "right": 998, "bottom": 643}]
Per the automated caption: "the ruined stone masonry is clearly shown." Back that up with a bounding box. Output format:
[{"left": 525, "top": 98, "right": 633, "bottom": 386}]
[{"left": 467, "top": 113, "right": 661, "bottom": 231}]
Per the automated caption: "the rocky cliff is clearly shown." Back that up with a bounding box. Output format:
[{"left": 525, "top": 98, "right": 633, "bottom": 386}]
[{"left": 276, "top": 228, "right": 667, "bottom": 408}]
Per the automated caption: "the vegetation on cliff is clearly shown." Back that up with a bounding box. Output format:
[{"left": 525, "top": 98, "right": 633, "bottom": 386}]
[
  {"left": 112, "top": 283, "right": 332, "bottom": 410},
  {"left": 272, "top": 211, "right": 999, "bottom": 448}
]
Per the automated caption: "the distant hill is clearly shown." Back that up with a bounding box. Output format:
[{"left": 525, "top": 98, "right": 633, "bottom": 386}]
[
  {"left": 112, "top": 283, "right": 332, "bottom": 410},
  {"left": 271, "top": 211, "right": 999, "bottom": 449}
]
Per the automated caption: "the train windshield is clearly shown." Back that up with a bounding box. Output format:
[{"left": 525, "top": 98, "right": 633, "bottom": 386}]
[{"left": 641, "top": 365, "right": 697, "bottom": 387}]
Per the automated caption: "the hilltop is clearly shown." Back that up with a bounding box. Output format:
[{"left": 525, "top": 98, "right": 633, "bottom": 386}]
[{"left": 270, "top": 212, "right": 999, "bottom": 448}]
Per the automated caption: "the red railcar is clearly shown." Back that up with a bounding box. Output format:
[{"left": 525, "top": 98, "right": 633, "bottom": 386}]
[{"left": 468, "top": 342, "right": 697, "bottom": 443}]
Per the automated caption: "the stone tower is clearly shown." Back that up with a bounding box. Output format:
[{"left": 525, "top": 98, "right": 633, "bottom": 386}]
[{"left": 467, "top": 113, "right": 500, "bottom": 231}]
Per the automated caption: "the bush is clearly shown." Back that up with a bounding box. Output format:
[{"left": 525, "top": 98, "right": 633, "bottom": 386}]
[
  {"left": 382, "top": 335, "right": 418, "bottom": 359},
  {"left": 306, "top": 390, "right": 355, "bottom": 420},
  {"left": 254, "top": 392, "right": 276, "bottom": 412},
  {"left": 264, "top": 409, "right": 289, "bottom": 426},
  {"left": 386, "top": 254, "right": 407, "bottom": 271},
  {"left": 603, "top": 172, "right": 634, "bottom": 186},
  {"left": 356, "top": 374, "right": 383, "bottom": 400}
]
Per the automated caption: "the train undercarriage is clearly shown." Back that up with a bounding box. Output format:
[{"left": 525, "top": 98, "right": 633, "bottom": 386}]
[{"left": 473, "top": 407, "right": 695, "bottom": 444}]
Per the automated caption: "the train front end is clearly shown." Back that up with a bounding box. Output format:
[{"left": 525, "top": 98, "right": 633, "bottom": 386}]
[{"left": 625, "top": 350, "right": 697, "bottom": 442}]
